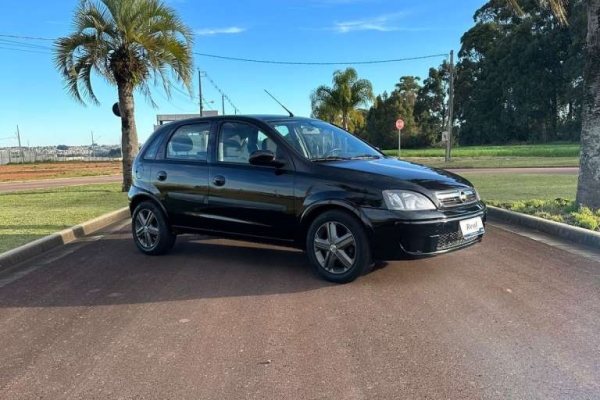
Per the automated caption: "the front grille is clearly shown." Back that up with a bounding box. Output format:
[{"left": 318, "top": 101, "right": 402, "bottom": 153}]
[
  {"left": 437, "top": 230, "right": 479, "bottom": 251},
  {"left": 436, "top": 189, "right": 477, "bottom": 208}
]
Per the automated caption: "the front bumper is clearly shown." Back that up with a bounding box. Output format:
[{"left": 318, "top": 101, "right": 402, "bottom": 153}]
[{"left": 362, "top": 203, "right": 486, "bottom": 260}]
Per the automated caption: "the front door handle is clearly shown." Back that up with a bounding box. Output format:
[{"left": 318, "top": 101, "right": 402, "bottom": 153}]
[
  {"left": 213, "top": 175, "right": 226, "bottom": 187},
  {"left": 156, "top": 171, "right": 167, "bottom": 181}
]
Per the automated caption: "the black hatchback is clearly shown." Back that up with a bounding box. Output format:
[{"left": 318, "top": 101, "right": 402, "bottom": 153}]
[{"left": 128, "top": 115, "right": 486, "bottom": 283}]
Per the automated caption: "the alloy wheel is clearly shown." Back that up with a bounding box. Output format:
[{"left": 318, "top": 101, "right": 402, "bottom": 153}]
[
  {"left": 313, "top": 221, "right": 356, "bottom": 274},
  {"left": 134, "top": 209, "right": 160, "bottom": 250}
]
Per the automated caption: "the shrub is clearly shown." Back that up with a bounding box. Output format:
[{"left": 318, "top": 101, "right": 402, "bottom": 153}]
[{"left": 571, "top": 207, "right": 599, "bottom": 231}]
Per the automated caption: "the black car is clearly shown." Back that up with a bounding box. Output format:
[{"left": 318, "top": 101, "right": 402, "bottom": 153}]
[{"left": 128, "top": 115, "right": 486, "bottom": 283}]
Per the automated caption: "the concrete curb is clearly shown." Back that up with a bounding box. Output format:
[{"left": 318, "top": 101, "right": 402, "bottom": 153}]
[
  {"left": 487, "top": 205, "right": 600, "bottom": 249},
  {"left": 0, "top": 207, "right": 130, "bottom": 271}
]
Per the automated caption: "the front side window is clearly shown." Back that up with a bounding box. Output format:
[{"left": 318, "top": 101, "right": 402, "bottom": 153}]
[
  {"left": 218, "top": 122, "right": 278, "bottom": 164},
  {"left": 268, "top": 120, "right": 381, "bottom": 161},
  {"left": 166, "top": 123, "right": 211, "bottom": 161}
]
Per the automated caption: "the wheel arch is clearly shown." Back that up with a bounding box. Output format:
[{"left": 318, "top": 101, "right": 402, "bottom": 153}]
[
  {"left": 297, "top": 200, "right": 374, "bottom": 248},
  {"left": 129, "top": 192, "right": 169, "bottom": 219}
]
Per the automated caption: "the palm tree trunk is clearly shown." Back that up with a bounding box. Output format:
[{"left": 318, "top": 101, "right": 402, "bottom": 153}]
[
  {"left": 117, "top": 81, "right": 139, "bottom": 192},
  {"left": 342, "top": 112, "right": 349, "bottom": 131},
  {"left": 576, "top": 0, "right": 600, "bottom": 210}
]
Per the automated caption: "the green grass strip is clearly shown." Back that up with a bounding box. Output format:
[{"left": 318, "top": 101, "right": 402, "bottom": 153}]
[
  {"left": 0, "top": 183, "right": 127, "bottom": 253},
  {"left": 385, "top": 143, "right": 580, "bottom": 158}
]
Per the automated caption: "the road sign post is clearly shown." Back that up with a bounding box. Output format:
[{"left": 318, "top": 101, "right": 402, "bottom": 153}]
[{"left": 395, "top": 119, "right": 404, "bottom": 158}]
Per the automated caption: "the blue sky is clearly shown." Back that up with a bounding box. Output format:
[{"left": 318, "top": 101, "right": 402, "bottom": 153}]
[{"left": 0, "top": 0, "right": 485, "bottom": 146}]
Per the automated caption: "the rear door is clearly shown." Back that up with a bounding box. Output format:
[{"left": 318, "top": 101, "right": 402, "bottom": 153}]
[
  {"left": 150, "top": 121, "right": 212, "bottom": 228},
  {"left": 205, "top": 120, "right": 296, "bottom": 241}
]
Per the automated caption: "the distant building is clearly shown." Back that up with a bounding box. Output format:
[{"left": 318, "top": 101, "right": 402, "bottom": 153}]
[{"left": 155, "top": 111, "right": 219, "bottom": 131}]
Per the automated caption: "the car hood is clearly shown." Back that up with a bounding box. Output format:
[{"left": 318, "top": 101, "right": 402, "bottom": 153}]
[{"left": 323, "top": 157, "right": 473, "bottom": 191}]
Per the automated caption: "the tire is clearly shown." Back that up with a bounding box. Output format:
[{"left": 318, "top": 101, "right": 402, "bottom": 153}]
[
  {"left": 306, "top": 210, "right": 372, "bottom": 283},
  {"left": 131, "top": 201, "right": 176, "bottom": 255}
]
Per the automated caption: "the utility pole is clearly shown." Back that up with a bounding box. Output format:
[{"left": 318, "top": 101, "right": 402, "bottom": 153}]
[
  {"left": 91, "top": 131, "right": 95, "bottom": 159},
  {"left": 198, "top": 68, "right": 203, "bottom": 116},
  {"left": 445, "top": 50, "right": 455, "bottom": 163},
  {"left": 222, "top": 94, "right": 225, "bottom": 115},
  {"left": 16, "top": 125, "right": 23, "bottom": 162}
]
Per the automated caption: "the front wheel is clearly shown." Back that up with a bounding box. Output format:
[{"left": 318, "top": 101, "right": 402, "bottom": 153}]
[
  {"left": 306, "top": 210, "right": 372, "bottom": 283},
  {"left": 132, "top": 201, "right": 176, "bottom": 255}
]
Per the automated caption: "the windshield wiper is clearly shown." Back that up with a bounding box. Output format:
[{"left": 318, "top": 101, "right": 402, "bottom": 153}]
[
  {"left": 350, "top": 154, "right": 381, "bottom": 160},
  {"left": 310, "top": 156, "right": 351, "bottom": 162}
]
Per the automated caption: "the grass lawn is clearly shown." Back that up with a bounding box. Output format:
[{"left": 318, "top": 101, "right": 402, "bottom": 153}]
[
  {"left": 384, "top": 143, "right": 580, "bottom": 158},
  {"left": 462, "top": 173, "right": 599, "bottom": 231},
  {"left": 0, "top": 183, "right": 127, "bottom": 253},
  {"left": 404, "top": 156, "right": 579, "bottom": 169},
  {"left": 463, "top": 173, "right": 577, "bottom": 202}
]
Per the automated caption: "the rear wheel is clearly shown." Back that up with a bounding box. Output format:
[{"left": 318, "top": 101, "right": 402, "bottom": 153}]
[
  {"left": 306, "top": 210, "right": 372, "bottom": 283},
  {"left": 132, "top": 201, "right": 176, "bottom": 255}
]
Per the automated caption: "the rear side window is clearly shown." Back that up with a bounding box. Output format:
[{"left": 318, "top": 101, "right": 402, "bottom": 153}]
[
  {"left": 166, "top": 123, "right": 211, "bottom": 161},
  {"left": 143, "top": 135, "right": 162, "bottom": 160}
]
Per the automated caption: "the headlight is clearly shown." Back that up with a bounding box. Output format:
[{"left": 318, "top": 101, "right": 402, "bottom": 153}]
[
  {"left": 474, "top": 189, "right": 481, "bottom": 201},
  {"left": 382, "top": 190, "right": 436, "bottom": 211}
]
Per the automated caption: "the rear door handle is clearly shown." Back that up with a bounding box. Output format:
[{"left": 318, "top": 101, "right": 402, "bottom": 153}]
[
  {"left": 156, "top": 171, "right": 167, "bottom": 181},
  {"left": 213, "top": 175, "right": 226, "bottom": 186}
]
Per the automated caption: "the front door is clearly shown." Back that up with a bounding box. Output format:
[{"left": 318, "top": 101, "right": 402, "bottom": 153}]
[
  {"left": 150, "top": 121, "right": 212, "bottom": 228},
  {"left": 205, "top": 121, "right": 296, "bottom": 241}
]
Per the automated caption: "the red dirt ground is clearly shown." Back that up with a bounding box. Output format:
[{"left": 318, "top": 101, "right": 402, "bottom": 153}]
[{"left": 0, "top": 162, "right": 122, "bottom": 182}]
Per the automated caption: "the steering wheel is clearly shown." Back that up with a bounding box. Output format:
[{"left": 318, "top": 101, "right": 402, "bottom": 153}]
[{"left": 324, "top": 148, "right": 343, "bottom": 157}]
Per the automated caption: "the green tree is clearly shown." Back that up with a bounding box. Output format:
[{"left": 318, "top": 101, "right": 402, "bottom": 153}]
[
  {"left": 395, "top": 76, "right": 421, "bottom": 109},
  {"left": 507, "top": 0, "right": 599, "bottom": 209},
  {"left": 54, "top": 0, "right": 194, "bottom": 191},
  {"left": 366, "top": 92, "right": 401, "bottom": 149},
  {"left": 455, "top": 0, "right": 585, "bottom": 145},
  {"left": 311, "top": 68, "right": 374, "bottom": 131},
  {"left": 414, "top": 63, "right": 450, "bottom": 146}
]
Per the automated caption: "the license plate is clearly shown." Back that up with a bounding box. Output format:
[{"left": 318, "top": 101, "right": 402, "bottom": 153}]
[{"left": 459, "top": 217, "right": 485, "bottom": 239}]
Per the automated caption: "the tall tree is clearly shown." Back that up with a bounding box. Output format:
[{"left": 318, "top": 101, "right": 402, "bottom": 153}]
[
  {"left": 455, "top": 0, "right": 584, "bottom": 145},
  {"left": 311, "top": 68, "right": 374, "bottom": 130},
  {"left": 415, "top": 63, "right": 450, "bottom": 146},
  {"left": 507, "top": 0, "right": 599, "bottom": 209},
  {"left": 395, "top": 76, "right": 421, "bottom": 109},
  {"left": 54, "top": 0, "right": 194, "bottom": 191}
]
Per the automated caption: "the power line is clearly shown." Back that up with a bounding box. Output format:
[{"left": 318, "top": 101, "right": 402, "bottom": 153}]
[
  {"left": 201, "top": 70, "right": 239, "bottom": 114},
  {"left": 202, "top": 97, "right": 214, "bottom": 111},
  {"left": 0, "top": 34, "right": 54, "bottom": 41},
  {"left": 193, "top": 52, "right": 448, "bottom": 65},
  {"left": 0, "top": 33, "right": 448, "bottom": 66},
  {"left": 0, "top": 38, "right": 51, "bottom": 49},
  {"left": 0, "top": 46, "right": 52, "bottom": 55}
]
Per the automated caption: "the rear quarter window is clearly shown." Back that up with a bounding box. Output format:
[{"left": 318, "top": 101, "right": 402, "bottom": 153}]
[{"left": 142, "top": 134, "right": 163, "bottom": 160}]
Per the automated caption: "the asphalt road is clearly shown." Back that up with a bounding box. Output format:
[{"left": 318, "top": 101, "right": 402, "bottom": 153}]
[
  {"left": 0, "top": 223, "right": 598, "bottom": 399},
  {"left": 0, "top": 167, "right": 578, "bottom": 192}
]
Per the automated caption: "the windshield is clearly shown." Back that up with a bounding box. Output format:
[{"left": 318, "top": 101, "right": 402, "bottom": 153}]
[{"left": 268, "top": 120, "right": 382, "bottom": 161}]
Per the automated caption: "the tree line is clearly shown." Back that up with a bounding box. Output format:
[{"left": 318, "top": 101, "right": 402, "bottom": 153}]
[{"left": 311, "top": 0, "right": 586, "bottom": 149}]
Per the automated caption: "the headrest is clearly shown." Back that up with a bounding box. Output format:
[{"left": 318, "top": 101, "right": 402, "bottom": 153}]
[{"left": 171, "top": 135, "right": 193, "bottom": 152}]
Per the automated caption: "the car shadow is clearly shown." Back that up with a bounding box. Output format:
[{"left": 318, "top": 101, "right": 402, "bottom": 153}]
[{"left": 0, "top": 228, "right": 341, "bottom": 308}]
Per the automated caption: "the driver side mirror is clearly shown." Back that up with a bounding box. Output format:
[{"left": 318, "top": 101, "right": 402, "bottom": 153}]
[{"left": 249, "top": 150, "right": 286, "bottom": 168}]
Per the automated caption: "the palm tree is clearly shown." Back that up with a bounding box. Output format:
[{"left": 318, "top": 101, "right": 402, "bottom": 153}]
[
  {"left": 508, "top": 0, "right": 599, "bottom": 210},
  {"left": 54, "top": 0, "right": 194, "bottom": 191},
  {"left": 311, "top": 68, "right": 374, "bottom": 131}
]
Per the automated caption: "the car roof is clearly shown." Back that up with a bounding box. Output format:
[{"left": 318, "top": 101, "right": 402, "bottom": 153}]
[{"left": 165, "top": 114, "right": 316, "bottom": 126}]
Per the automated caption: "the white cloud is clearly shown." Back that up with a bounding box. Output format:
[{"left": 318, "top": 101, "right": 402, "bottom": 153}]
[
  {"left": 195, "top": 27, "right": 246, "bottom": 36},
  {"left": 330, "top": 12, "right": 408, "bottom": 33}
]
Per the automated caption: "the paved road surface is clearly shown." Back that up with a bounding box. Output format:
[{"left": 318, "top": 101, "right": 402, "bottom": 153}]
[
  {"left": 0, "top": 167, "right": 578, "bottom": 192},
  {"left": 0, "top": 223, "right": 598, "bottom": 399}
]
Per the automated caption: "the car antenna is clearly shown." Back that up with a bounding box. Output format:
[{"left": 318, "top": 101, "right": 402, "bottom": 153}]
[{"left": 264, "top": 89, "right": 294, "bottom": 117}]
